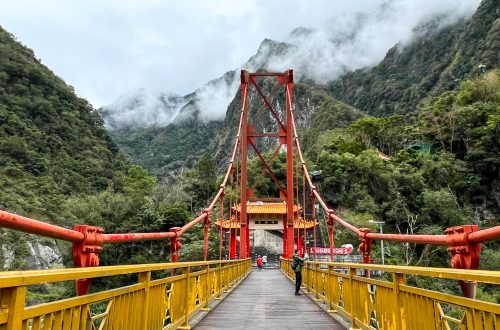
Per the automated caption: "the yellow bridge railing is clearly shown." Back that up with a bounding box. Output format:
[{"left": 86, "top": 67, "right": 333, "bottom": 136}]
[
  {"left": 281, "top": 259, "right": 500, "bottom": 329},
  {"left": 0, "top": 259, "right": 251, "bottom": 330}
]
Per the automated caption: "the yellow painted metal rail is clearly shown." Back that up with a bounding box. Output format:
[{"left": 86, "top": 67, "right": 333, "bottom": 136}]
[
  {"left": 281, "top": 259, "right": 500, "bottom": 329},
  {"left": 0, "top": 259, "right": 251, "bottom": 330}
]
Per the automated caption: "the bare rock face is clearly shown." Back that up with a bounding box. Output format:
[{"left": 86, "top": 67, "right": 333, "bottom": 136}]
[
  {"left": 1, "top": 239, "right": 63, "bottom": 270},
  {"left": 1, "top": 245, "right": 14, "bottom": 269},
  {"left": 26, "top": 240, "right": 63, "bottom": 270}
]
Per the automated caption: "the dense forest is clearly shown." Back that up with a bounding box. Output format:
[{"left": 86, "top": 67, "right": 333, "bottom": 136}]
[{"left": 312, "top": 71, "right": 500, "bottom": 268}]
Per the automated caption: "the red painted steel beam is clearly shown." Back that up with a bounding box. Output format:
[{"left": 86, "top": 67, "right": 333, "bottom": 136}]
[
  {"left": 366, "top": 232, "right": 449, "bottom": 245},
  {"left": 285, "top": 70, "right": 295, "bottom": 258},
  {"left": 250, "top": 76, "right": 286, "bottom": 132},
  {"left": 255, "top": 84, "right": 281, "bottom": 118},
  {"left": 248, "top": 133, "right": 282, "bottom": 138},
  {"left": 251, "top": 144, "right": 283, "bottom": 193},
  {"left": 240, "top": 70, "right": 249, "bottom": 258},
  {"left": 248, "top": 140, "right": 287, "bottom": 196},
  {"left": 0, "top": 210, "right": 84, "bottom": 242},
  {"left": 250, "top": 72, "right": 287, "bottom": 76},
  {"left": 468, "top": 226, "right": 500, "bottom": 244},
  {"left": 329, "top": 213, "right": 362, "bottom": 236},
  {"left": 102, "top": 231, "right": 176, "bottom": 243},
  {"left": 179, "top": 213, "right": 208, "bottom": 235}
]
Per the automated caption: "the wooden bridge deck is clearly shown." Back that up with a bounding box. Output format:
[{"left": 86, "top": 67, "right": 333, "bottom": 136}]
[{"left": 195, "top": 269, "right": 344, "bottom": 329}]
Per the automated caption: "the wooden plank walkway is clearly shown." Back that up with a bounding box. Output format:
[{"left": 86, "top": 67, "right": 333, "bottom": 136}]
[{"left": 195, "top": 269, "right": 345, "bottom": 329}]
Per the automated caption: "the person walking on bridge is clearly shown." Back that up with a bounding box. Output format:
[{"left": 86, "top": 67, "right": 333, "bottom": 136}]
[
  {"left": 257, "top": 255, "right": 263, "bottom": 271},
  {"left": 293, "top": 249, "right": 306, "bottom": 296},
  {"left": 262, "top": 254, "right": 267, "bottom": 269}
]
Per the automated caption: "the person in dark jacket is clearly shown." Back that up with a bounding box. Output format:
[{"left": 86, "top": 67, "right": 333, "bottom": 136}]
[{"left": 293, "top": 249, "right": 306, "bottom": 295}]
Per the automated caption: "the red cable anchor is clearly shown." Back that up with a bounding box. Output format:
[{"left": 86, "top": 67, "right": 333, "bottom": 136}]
[
  {"left": 170, "top": 227, "right": 182, "bottom": 262},
  {"left": 72, "top": 225, "right": 104, "bottom": 296},
  {"left": 445, "top": 225, "right": 481, "bottom": 298},
  {"left": 358, "top": 228, "right": 373, "bottom": 264}
]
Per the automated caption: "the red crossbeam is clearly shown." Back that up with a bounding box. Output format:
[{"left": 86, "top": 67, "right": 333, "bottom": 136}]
[
  {"left": 0, "top": 210, "right": 84, "bottom": 242},
  {"left": 102, "top": 232, "right": 176, "bottom": 243}
]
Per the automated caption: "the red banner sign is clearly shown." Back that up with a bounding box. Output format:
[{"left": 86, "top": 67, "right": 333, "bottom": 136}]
[{"left": 307, "top": 247, "right": 353, "bottom": 255}]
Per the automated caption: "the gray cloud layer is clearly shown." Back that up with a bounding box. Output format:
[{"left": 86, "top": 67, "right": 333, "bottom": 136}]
[
  {"left": 99, "top": 0, "right": 480, "bottom": 128},
  {"left": 0, "top": 0, "right": 480, "bottom": 129}
]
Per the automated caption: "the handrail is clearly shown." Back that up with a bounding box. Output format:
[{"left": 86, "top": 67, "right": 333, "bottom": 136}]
[
  {"left": 285, "top": 259, "right": 500, "bottom": 284},
  {"left": 102, "top": 231, "right": 176, "bottom": 243},
  {"left": 178, "top": 86, "right": 246, "bottom": 235},
  {"left": 0, "top": 79, "right": 248, "bottom": 298},
  {"left": 1, "top": 69, "right": 499, "bottom": 301},
  {"left": 0, "top": 259, "right": 251, "bottom": 288},
  {"left": 280, "top": 258, "right": 500, "bottom": 330},
  {"left": 0, "top": 259, "right": 252, "bottom": 330}
]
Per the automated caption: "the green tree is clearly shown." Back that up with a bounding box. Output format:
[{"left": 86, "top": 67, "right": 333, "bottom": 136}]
[{"left": 182, "top": 154, "right": 218, "bottom": 210}]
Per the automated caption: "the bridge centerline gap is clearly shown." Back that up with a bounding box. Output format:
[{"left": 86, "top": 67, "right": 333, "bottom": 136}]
[{"left": 194, "top": 269, "right": 344, "bottom": 329}]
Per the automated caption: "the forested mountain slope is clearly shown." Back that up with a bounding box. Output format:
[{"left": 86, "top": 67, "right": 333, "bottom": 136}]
[
  {"left": 0, "top": 26, "right": 128, "bottom": 220},
  {"left": 0, "top": 26, "right": 219, "bottom": 275},
  {"left": 0, "top": 26, "right": 130, "bottom": 270},
  {"left": 111, "top": 117, "right": 223, "bottom": 179},
  {"left": 328, "top": 0, "right": 499, "bottom": 116}
]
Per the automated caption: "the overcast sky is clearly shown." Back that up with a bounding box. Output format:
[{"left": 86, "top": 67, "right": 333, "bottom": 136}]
[{"left": 0, "top": 0, "right": 480, "bottom": 109}]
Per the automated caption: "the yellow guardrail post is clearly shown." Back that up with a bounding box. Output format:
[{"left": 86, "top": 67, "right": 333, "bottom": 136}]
[
  {"left": 393, "top": 272, "right": 406, "bottom": 329},
  {"left": 215, "top": 262, "right": 222, "bottom": 300},
  {"left": 236, "top": 261, "right": 239, "bottom": 281},
  {"left": 305, "top": 262, "right": 311, "bottom": 293},
  {"left": 6, "top": 286, "right": 26, "bottom": 330},
  {"left": 179, "top": 265, "right": 191, "bottom": 330},
  {"left": 226, "top": 262, "right": 232, "bottom": 289},
  {"left": 348, "top": 267, "right": 360, "bottom": 330},
  {"left": 314, "top": 263, "right": 321, "bottom": 301},
  {"left": 202, "top": 264, "right": 211, "bottom": 312},
  {"left": 327, "top": 264, "right": 336, "bottom": 314},
  {"left": 223, "top": 262, "right": 229, "bottom": 293},
  {"left": 138, "top": 271, "right": 151, "bottom": 329}
]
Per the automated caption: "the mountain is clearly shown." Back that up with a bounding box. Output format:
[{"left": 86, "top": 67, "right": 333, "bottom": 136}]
[
  {"left": 0, "top": 26, "right": 129, "bottom": 215},
  {"left": 110, "top": 118, "right": 223, "bottom": 179},
  {"left": 98, "top": 1, "right": 490, "bottom": 177},
  {"left": 211, "top": 81, "right": 363, "bottom": 170},
  {"left": 328, "top": 0, "right": 500, "bottom": 116},
  {"left": 0, "top": 25, "right": 128, "bottom": 269},
  {"left": 102, "top": 37, "right": 364, "bottom": 177}
]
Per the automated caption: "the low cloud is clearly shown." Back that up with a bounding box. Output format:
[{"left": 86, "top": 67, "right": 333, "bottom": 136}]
[
  {"left": 99, "top": 89, "right": 188, "bottom": 130},
  {"left": 100, "top": 0, "right": 480, "bottom": 129},
  {"left": 257, "top": 0, "right": 480, "bottom": 83}
]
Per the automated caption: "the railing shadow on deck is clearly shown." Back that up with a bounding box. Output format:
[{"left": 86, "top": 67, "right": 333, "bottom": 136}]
[
  {"left": 0, "top": 259, "right": 251, "bottom": 330},
  {"left": 281, "top": 258, "right": 500, "bottom": 330}
]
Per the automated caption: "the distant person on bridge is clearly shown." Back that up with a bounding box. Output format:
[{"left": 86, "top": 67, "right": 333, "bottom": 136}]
[
  {"left": 262, "top": 254, "right": 267, "bottom": 269},
  {"left": 292, "top": 249, "right": 306, "bottom": 296},
  {"left": 257, "top": 255, "right": 263, "bottom": 271}
]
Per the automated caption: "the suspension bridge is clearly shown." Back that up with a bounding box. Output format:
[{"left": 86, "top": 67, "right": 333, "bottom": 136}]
[{"left": 0, "top": 70, "right": 499, "bottom": 329}]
